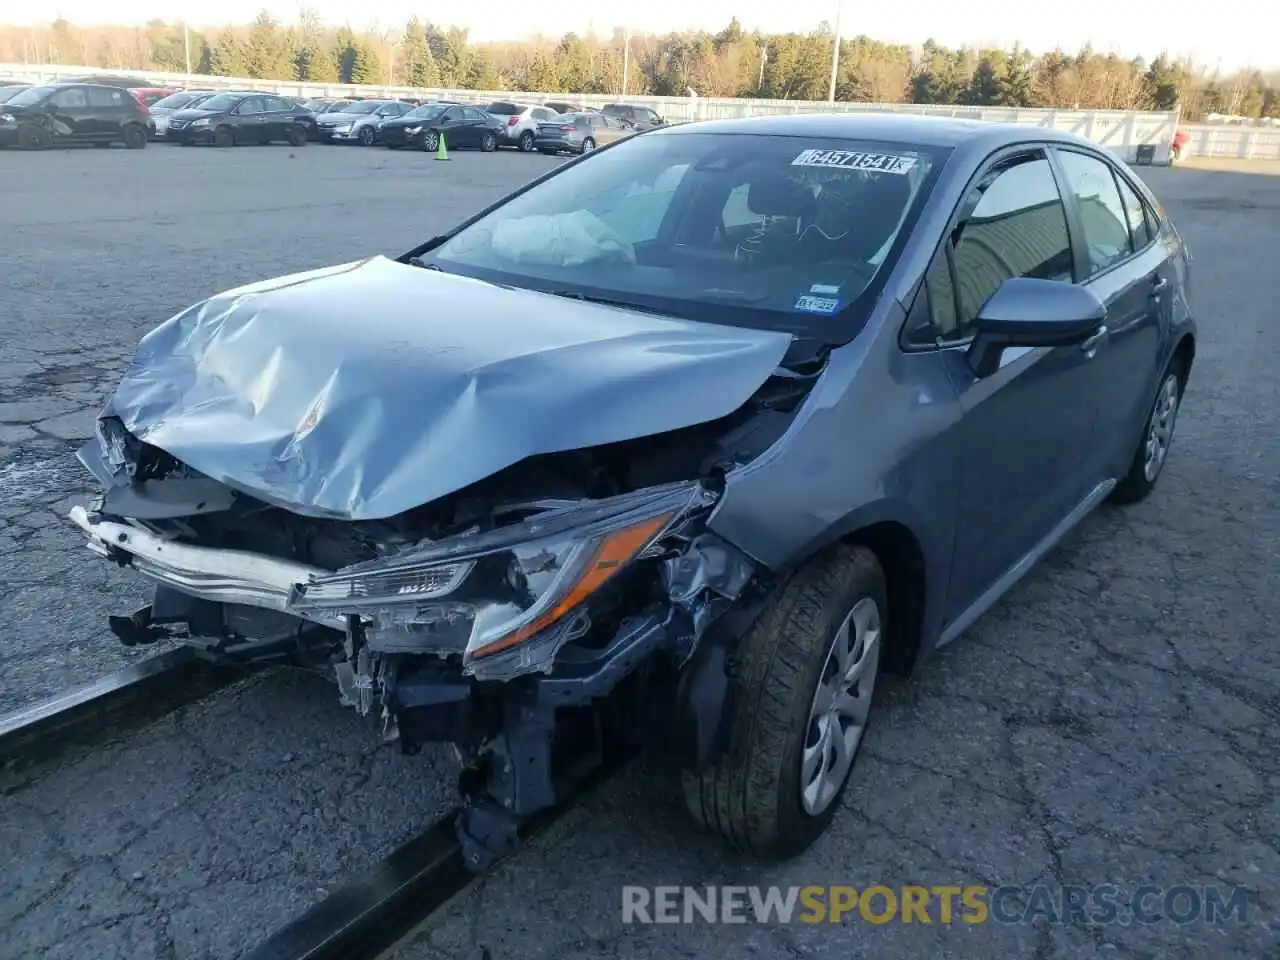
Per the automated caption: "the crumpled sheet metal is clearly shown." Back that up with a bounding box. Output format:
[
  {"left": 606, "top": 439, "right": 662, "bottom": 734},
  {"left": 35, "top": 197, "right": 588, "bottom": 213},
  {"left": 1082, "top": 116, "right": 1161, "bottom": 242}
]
[{"left": 102, "top": 256, "right": 793, "bottom": 521}]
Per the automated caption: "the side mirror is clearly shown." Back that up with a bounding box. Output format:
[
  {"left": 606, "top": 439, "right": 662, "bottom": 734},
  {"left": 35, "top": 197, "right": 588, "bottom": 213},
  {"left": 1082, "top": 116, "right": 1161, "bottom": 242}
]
[{"left": 967, "top": 277, "right": 1108, "bottom": 378}]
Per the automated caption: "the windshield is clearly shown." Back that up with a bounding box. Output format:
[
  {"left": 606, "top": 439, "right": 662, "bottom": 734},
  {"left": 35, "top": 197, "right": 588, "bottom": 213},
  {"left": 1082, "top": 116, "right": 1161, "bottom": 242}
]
[
  {"left": 0, "top": 86, "right": 30, "bottom": 103},
  {"left": 195, "top": 94, "right": 241, "bottom": 112},
  {"left": 341, "top": 101, "right": 381, "bottom": 115},
  {"left": 6, "top": 85, "right": 55, "bottom": 107},
  {"left": 405, "top": 105, "right": 446, "bottom": 120},
  {"left": 426, "top": 132, "right": 946, "bottom": 340}
]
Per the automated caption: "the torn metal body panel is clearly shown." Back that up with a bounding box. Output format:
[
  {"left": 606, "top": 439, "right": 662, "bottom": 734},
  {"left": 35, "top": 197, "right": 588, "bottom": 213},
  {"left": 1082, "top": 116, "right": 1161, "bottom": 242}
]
[{"left": 100, "top": 255, "right": 793, "bottom": 521}]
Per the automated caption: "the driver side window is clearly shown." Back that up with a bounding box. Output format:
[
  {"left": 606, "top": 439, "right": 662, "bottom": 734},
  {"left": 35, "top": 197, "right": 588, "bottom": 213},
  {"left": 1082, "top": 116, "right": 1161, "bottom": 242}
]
[{"left": 922, "top": 153, "right": 1074, "bottom": 342}]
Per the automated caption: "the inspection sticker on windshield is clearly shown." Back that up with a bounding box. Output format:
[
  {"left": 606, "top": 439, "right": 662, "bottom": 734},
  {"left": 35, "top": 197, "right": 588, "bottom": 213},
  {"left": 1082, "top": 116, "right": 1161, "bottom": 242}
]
[
  {"left": 791, "top": 149, "right": 917, "bottom": 174},
  {"left": 793, "top": 295, "right": 841, "bottom": 315}
]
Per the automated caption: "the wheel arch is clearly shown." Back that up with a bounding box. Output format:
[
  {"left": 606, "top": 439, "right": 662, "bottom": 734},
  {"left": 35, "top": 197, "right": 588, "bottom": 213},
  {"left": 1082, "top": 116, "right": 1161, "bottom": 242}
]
[
  {"left": 841, "top": 520, "right": 928, "bottom": 677},
  {"left": 1172, "top": 332, "right": 1195, "bottom": 384}
]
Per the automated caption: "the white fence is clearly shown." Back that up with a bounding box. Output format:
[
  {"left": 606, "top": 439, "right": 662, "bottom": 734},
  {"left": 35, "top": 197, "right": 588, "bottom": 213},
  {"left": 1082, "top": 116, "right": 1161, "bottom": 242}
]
[{"left": 5, "top": 61, "right": 1278, "bottom": 162}]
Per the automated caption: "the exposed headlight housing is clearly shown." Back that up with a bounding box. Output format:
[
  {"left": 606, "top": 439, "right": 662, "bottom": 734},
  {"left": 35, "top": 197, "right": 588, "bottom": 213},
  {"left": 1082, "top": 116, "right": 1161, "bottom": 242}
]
[
  {"left": 288, "top": 482, "right": 712, "bottom": 671},
  {"left": 404, "top": 125, "right": 422, "bottom": 135},
  {"left": 0, "top": 113, "right": 15, "bottom": 123}
]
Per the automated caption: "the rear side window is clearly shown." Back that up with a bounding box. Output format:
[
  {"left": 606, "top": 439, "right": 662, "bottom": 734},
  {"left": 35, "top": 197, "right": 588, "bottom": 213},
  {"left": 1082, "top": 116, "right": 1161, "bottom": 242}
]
[
  {"left": 485, "top": 102, "right": 521, "bottom": 115},
  {"left": 1113, "top": 174, "right": 1153, "bottom": 250},
  {"left": 940, "top": 154, "right": 1074, "bottom": 338},
  {"left": 1055, "top": 150, "right": 1133, "bottom": 276},
  {"left": 87, "top": 87, "right": 126, "bottom": 107}
]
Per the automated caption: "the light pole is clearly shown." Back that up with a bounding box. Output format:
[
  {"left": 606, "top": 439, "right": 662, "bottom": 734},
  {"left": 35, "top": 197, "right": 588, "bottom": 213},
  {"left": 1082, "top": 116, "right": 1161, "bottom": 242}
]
[
  {"left": 183, "top": 22, "right": 191, "bottom": 76},
  {"left": 621, "top": 26, "right": 631, "bottom": 97},
  {"left": 758, "top": 44, "right": 768, "bottom": 95},
  {"left": 827, "top": 0, "right": 843, "bottom": 102}
]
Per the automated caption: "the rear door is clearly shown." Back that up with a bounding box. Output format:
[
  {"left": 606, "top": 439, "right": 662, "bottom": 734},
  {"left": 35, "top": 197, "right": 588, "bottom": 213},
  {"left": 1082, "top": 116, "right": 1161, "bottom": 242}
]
[
  {"left": 914, "top": 148, "right": 1105, "bottom": 617},
  {"left": 260, "top": 96, "right": 293, "bottom": 140},
  {"left": 85, "top": 85, "right": 132, "bottom": 140},
  {"left": 1050, "top": 147, "right": 1170, "bottom": 482}
]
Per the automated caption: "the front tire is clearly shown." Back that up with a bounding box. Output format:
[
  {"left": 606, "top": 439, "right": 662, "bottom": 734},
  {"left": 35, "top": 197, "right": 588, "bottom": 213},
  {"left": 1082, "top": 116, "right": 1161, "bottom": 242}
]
[
  {"left": 1110, "top": 358, "right": 1186, "bottom": 504},
  {"left": 682, "top": 542, "right": 885, "bottom": 859},
  {"left": 421, "top": 130, "right": 439, "bottom": 153},
  {"left": 357, "top": 125, "right": 375, "bottom": 146},
  {"left": 17, "top": 125, "right": 49, "bottom": 149},
  {"left": 288, "top": 124, "right": 307, "bottom": 147},
  {"left": 213, "top": 126, "right": 235, "bottom": 148},
  {"left": 480, "top": 131, "right": 497, "bottom": 152}
]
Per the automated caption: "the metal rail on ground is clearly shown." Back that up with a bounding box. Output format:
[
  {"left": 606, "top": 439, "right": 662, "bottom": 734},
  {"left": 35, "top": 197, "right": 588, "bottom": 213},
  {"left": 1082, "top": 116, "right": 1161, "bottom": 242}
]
[
  {"left": 0, "top": 645, "right": 251, "bottom": 792},
  {"left": 241, "top": 745, "right": 636, "bottom": 960}
]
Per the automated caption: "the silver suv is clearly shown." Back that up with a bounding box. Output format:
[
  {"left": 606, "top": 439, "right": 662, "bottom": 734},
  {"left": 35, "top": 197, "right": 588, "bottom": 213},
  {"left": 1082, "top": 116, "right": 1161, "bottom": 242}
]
[{"left": 483, "top": 101, "right": 561, "bottom": 151}]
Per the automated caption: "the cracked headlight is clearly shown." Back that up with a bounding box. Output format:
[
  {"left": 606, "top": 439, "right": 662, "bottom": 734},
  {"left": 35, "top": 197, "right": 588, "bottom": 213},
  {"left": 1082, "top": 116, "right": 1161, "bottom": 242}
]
[{"left": 289, "top": 482, "right": 709, "bottom": 669}]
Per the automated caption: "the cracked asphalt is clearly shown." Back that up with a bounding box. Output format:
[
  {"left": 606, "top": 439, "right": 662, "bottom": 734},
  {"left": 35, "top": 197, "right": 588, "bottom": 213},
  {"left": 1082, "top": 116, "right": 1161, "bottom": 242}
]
[{"left": 1, "top": 145, "right": 1277, "bottom": 959}]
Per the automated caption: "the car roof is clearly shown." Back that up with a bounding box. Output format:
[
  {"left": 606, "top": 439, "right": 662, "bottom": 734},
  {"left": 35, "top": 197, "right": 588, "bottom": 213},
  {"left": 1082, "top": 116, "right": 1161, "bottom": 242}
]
[{"left": 654, "top": 112, "right": 1103, "bottom": 152}]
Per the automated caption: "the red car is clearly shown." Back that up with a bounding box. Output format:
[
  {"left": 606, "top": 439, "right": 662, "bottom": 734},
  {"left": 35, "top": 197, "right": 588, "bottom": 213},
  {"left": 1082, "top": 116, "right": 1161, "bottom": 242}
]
[{"left": 129, "top": 87, "right": 177, "bottom": 107}]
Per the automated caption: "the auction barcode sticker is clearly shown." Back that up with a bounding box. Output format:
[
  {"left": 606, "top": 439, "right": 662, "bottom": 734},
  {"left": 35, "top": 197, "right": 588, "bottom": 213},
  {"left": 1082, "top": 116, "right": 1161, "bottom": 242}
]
[{"left": 791, "top": 150, "right": 917, "bottom": 174}]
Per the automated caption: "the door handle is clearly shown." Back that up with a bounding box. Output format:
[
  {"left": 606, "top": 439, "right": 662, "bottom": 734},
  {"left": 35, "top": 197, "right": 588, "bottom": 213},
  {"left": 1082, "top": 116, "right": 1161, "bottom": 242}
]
[
  {"left": 1150, "top": 277, "right": 1169, "bottom": 295},
  {"left": 1081, "top": 325, "right": 1110, "bottom": 355}
]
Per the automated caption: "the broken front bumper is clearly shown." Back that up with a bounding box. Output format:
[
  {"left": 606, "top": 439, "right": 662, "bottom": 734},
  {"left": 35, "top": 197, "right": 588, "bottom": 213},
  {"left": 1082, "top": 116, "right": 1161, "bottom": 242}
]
[{"left": 68, "top": 504, "right": 343, "bottom": 630}]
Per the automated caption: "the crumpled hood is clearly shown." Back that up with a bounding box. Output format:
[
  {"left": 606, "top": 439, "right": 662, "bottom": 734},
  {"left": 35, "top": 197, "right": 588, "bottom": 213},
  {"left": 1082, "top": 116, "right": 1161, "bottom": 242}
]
[{"left": 100, "top": 255, "right": 793, "bottom": 521}]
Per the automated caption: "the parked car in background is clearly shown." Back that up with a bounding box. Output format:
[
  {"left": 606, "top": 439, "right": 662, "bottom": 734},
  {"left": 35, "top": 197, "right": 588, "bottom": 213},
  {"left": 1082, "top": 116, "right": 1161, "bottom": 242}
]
[
  {"left": 147, "top": 90, "right": 215, "bottom": 140},
  {"left": 68, "top": 113, "right": 1196, "bottom": 871},
  {"left": 315, "top": 99, "right": 413, "bottom": 145},
  {"left": 600, "top": 103, "right": 666, "bottom": 131},
  {"left": 0, "top": 82, "right": 149, "bottom": 149},
  {"left": 543, "top": 100, "right": 598, "bottom": 115},
  {"left": 165, "top": 91, "right": 311, "bottom": 147},
  {"left": 533, "top": 111, "right": 629, "bottom": 155},
  {"left": 130, "top": 87, "right": 177, "bottom": 107},
  {"left": 484, "top": 100, "right": 561, "bottom": 151},
  {"left": 380, "top": 102, "right": 502, "bottom": 152},
  {"left": 0, "top": 83, "right": 31, "bottom": 103}
]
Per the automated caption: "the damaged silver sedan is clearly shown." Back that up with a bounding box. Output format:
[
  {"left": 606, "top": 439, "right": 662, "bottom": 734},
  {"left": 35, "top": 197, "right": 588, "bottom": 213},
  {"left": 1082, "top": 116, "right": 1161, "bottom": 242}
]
[{"left": 71, "top": 114, "right": 1194, "bottom": 870}]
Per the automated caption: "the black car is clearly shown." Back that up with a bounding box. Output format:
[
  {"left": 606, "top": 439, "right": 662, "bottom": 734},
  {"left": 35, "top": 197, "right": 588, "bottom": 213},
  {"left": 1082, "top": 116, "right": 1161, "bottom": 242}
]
[
  {"left": 379, "top": 103, "right": 501, "bottom": 151},
  {"left": 600, "top": 102, "right": 666, "bottom": 131},
  {"left": 0, "top": 83, "right": 31, "bottom": 104},
  {"left": 147, "top": 90, "right": 216, "bottom": 140},
  {"left": 0, "top": 83, "right": 149, "bottom": 149},
  {"left": 166, "top": 92, "right": 312, "bottom": 147}
]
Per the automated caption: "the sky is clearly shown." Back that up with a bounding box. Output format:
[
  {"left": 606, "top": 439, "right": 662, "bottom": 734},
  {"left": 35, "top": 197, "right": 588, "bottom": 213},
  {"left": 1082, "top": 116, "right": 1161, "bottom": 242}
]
[{"left": 14, "top": 0, "right": 1278, "bottom": 72}]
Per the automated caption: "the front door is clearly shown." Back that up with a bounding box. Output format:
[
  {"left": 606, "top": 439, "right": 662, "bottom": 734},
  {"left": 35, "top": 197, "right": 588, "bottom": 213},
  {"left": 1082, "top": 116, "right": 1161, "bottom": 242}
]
[
  {"left": 235, "top": 97, "right": 270, "bottom": 143},
  {"left": 928, "top": 150, "right": 1107, "bottom": 617},
  {"left": 46, "top": 86, "right": 91, "bottom": 141}
]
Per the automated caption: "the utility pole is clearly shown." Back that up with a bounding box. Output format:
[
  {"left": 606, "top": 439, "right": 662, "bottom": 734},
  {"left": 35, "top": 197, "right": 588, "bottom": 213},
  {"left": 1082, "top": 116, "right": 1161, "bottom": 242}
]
[
  {"left": 621, "top": 26, "right": 631, "bottom": 97},
  {"left": 183, "top": 23, "right": 191, "bottom": 76},
  {"left": 827, "top": 0, "right": 842, "bottom": 102}
]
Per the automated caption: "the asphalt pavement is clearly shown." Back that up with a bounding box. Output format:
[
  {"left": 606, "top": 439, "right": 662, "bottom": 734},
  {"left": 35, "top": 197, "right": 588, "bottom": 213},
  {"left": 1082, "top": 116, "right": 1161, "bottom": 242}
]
[{"left": 1, "top": 142, "right": 1277, "bottom": 960}]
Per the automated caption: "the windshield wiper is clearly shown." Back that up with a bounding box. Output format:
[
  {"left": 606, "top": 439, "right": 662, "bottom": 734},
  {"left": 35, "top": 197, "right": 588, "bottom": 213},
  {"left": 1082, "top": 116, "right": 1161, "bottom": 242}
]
[{"left": 545, "top": 290, "right": 662, "bottom": 314}]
